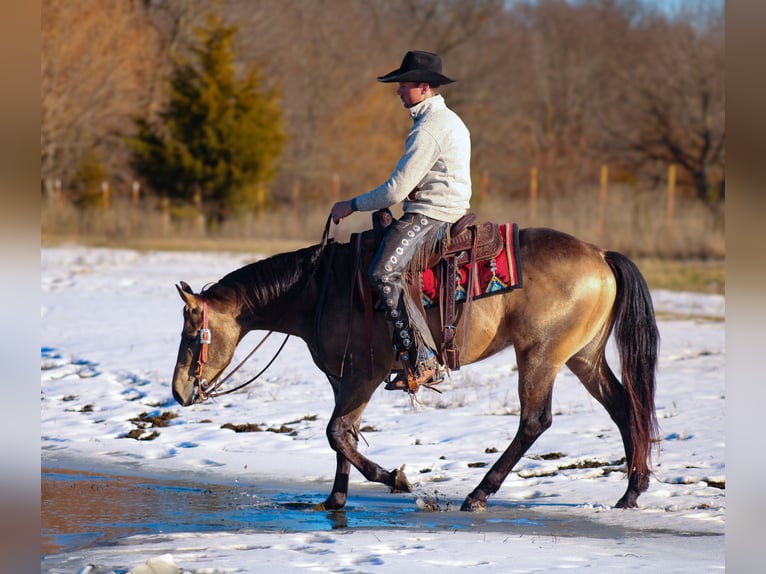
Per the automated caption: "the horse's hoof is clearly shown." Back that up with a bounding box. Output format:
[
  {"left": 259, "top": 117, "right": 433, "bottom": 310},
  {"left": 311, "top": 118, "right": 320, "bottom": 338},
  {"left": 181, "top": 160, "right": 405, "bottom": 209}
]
[
  {"left": 615, "top": 489, "right": 640, "bottom": 508},
  {"left": 615, "top": 496, "right": 639, "bottom": 509},
  {"left": 390, "top": 465, "right": 413, "bottom": 493},
  {"left": 318, "top": 493, "right": 347, "bottom": 510},
  {"left": 460, "top": 496, "right": 487, "bottom": 512}
]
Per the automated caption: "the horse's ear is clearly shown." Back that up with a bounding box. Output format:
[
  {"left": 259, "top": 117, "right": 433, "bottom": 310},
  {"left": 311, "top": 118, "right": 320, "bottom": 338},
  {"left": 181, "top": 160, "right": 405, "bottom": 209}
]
[{"left": 176, "top": 282, "right": 197, "bottom": 307}]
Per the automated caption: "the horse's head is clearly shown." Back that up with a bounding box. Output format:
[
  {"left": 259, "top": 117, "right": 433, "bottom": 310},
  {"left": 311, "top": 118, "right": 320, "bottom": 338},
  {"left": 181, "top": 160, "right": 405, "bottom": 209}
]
[{"left": 172, "top": 281, "right": 241, "bottom": 406}]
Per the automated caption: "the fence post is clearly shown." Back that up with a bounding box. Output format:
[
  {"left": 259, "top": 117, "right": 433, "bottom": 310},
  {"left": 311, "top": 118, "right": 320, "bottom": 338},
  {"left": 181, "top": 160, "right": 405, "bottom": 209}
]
[
  {"left": 101, "top": 180, "right": 110, "bottom": 210},
  {"left": 480, "top": 170, "right": 489, "bottom": 205},
  {"left": 292, "top": 179, "right": 301, "bottom": 238},
  {"left": 332, "top": 173, "right": 340, "bottom": 203},
  {"left": 44, "top": 178, "right": 54, "bottom": 205},
  {"left": 54, "top": 178, "right": 63, "bottom": 205},
  {"left": 597, "top": 164, "right": 608, "bottom": 242},
  {"left": 666, "top": 163, "right": 676, "bottom": 225},
  {"left": 192, "top": 188, "right": 205, "bottom": 236},
  {"left": 160, "top": 195, "right": 170, "bottom": 237},
  {"left": 256, "top": 185, "right": 266, "bottom": 216},
  {"left": 131, "top": 181, "right": 140, "bottom": 207},
  {"left": 529, "top": 167, "right": 538, "bottom": 225}
]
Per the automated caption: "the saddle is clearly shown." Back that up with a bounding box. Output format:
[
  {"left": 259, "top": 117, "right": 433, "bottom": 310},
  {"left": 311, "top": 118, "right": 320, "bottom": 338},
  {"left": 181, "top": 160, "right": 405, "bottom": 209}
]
[
  {"left": 430, "top": 212, "right": 504, "bottom": 267},
  {"left": 353, "top": 210, "right": 509, "bottom": 374}
]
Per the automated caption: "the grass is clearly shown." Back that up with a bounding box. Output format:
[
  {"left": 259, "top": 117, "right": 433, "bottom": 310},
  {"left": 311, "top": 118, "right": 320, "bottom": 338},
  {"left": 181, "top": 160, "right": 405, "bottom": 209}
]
[
  {"left": 42, "top": 187, "right": 725, "bottom": 295},
  {"left": 634, "top": 257, "right": 724, "bottom": 295}
]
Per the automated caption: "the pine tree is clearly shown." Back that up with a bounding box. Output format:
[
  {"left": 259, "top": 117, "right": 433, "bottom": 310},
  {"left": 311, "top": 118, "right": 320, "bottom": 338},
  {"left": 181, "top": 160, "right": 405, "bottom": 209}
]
[{"left": 129, "top": 13, "right": 285, "bottom": 222}]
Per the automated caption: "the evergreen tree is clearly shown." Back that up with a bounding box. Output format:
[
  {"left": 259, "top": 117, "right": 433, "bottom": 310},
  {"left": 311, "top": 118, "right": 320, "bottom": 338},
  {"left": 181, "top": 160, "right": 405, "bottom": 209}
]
[{"left": 129, "top": 13, "right": 285, "bottom": 222}]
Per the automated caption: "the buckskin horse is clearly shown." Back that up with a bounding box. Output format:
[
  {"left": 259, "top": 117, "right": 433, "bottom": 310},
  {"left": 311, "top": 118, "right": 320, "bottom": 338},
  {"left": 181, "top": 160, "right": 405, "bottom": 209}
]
[{"left": 171, "top": 216, "right": 659, "bottom": 512}]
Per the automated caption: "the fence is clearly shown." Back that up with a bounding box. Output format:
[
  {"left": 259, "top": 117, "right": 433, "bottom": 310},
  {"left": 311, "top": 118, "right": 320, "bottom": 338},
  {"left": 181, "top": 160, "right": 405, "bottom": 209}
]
[{"left": 41, "top": 165, "right": 724, "bottom": 259}]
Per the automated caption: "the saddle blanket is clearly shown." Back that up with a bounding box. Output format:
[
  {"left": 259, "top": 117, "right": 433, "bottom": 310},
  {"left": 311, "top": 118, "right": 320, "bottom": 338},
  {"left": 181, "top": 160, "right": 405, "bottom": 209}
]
[
  {"left": 354, "top": 222, "right": 522, "bottom": 310},
  {"left": 420, "top": 222, "right": 522, "bottom": 307}
]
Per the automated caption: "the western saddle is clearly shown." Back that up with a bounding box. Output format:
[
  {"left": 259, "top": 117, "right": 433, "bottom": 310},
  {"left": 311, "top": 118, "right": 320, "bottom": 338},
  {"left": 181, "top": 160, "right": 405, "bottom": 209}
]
[{"left": 355, "top": 209, "right": 504, "bottom": 374}]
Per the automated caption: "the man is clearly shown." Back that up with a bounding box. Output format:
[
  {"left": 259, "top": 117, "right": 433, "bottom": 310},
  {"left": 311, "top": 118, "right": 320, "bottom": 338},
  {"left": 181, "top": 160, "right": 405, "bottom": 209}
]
[{"left": 331, "top": 50, "right": 472, "bottom": 393}]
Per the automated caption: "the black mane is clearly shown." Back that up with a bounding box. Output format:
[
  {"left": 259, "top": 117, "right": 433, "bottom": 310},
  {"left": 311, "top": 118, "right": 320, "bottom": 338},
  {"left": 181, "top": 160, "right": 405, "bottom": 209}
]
[{"left": 201, "top": 244, "right": 325, "bottom": 312}]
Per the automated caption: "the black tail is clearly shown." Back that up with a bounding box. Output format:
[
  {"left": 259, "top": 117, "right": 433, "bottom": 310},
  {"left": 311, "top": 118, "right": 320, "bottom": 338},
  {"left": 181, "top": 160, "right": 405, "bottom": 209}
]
[{"left": 605, "top": 251, "right": 660, "bottom": 478}]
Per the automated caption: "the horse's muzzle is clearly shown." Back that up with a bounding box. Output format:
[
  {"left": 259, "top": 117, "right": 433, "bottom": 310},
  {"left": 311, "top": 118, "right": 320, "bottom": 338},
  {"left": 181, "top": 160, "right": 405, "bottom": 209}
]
[{"left": 172, "top": 376, "right": 202, "bottom": 406}]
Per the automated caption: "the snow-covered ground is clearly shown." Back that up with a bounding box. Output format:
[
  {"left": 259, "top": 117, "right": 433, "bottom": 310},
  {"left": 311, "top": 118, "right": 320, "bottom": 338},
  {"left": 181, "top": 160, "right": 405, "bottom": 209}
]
[{"left": 41, "top": 246, "right": 725, "bottom": 573}]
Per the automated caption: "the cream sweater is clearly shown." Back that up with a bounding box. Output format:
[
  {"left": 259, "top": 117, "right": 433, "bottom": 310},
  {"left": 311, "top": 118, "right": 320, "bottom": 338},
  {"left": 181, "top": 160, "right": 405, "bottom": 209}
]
[{"left": 353, "top": 94, "right": 472, "bottom": 223}]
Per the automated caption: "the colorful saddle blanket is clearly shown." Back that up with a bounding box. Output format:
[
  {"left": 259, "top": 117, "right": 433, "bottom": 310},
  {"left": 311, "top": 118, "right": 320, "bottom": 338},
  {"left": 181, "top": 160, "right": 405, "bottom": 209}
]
[{"left": 420, "top": 222, "right": 522, "bottom": 307}]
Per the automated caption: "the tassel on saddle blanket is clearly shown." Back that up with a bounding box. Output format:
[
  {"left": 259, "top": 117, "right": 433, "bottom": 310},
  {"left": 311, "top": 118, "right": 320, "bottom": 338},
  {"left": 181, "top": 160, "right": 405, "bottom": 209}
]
[{"left": 351, "top": 210, "right": 522, "bottom": 378}]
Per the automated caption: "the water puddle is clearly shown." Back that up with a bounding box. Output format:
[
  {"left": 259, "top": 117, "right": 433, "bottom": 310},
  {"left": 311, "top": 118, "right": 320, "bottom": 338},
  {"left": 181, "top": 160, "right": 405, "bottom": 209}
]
[
  {"left": 43, "top": 467, "right": 350, "bottom": 555},
  {"left": 42, "top": 467, "right": 576, "bottom": 556},
  {"left": 43, "top": 466, "right": 719, "bottom": 558}
]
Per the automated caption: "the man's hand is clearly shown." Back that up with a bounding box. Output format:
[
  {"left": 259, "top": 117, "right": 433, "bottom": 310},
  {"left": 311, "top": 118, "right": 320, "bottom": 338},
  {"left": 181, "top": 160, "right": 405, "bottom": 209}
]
[{"left": 331, "top": 200, "right": 354, "bottom": 224}]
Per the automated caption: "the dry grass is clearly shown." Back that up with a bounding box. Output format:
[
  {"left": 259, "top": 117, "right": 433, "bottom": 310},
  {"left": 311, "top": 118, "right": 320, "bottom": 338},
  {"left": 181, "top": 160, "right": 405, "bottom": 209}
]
[
  {"left": 41, "top": 185, "right": 724, "bottom": 294},
  {"left": 633, "top": 257, "right": 724, "bottom": 294}
]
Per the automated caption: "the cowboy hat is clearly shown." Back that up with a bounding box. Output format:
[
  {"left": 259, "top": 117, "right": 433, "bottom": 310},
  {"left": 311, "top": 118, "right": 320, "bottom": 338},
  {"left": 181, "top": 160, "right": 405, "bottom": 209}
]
[{"left": 377, "top": 50, "right": 456, "bottom": 85}]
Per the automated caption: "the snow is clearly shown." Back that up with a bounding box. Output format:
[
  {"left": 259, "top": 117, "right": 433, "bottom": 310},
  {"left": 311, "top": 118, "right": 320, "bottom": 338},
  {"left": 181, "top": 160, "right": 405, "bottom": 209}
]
[{"left": 41, "top": 246, "right": 725, "bottom": 573}]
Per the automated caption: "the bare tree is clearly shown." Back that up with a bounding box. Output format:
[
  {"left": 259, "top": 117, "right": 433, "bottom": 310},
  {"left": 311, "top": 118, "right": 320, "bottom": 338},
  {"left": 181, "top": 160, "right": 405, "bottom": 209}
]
[
  {"left": 42, "top": 0, "right": 724, "bottom": 215},
  {"left": 453, "top": 0, "right": 637, "bottom": 198},
  {"left": 599, "top": 4, "right": 725, "bottom": 203},
  {"left": 227, "top": 0, "right": 504, "bottom": 202},
  {"left": 41, "top": 0, "right": 162, "bottom": 190}
]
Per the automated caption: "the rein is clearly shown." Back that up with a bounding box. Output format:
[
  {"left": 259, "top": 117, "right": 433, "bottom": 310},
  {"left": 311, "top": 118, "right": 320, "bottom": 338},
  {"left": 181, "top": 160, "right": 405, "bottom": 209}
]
[
  {"left": 193, "top": 214, "right": 336, "bottom": 401},
  {"left": 197, "top": 328, "right": 291, "bottom": 401}
]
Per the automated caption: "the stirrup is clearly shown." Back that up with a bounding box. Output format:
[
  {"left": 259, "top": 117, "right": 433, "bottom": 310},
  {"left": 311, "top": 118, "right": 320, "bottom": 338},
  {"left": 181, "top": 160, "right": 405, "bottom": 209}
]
[{"left": 385, "top": 365, "right": 443, "bottom": 394}]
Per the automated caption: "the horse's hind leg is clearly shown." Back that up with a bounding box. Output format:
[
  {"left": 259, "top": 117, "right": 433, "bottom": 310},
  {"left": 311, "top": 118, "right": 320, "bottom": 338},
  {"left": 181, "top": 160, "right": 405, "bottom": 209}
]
[
  {"left": 566, "top": 346, "right": 649, "bottom": 508},
  {"left": 461, "top": 354, "right": 560, "bottom": 512}
]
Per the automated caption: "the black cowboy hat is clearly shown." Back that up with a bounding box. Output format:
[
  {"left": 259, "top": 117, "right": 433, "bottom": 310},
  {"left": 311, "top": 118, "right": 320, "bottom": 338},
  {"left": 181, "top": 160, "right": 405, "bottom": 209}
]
[{"left": 377, "top": 50, "right": 456, "bottom": 86}]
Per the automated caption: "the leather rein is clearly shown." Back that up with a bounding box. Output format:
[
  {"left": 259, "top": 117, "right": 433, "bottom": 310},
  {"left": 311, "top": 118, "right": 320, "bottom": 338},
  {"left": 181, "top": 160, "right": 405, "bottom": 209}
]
[
  {"left": 192, "top": 216, "right": 335, "bottom": 402},
  {"left": 194, "top": 299, "right": 290, "bottom": 401}
]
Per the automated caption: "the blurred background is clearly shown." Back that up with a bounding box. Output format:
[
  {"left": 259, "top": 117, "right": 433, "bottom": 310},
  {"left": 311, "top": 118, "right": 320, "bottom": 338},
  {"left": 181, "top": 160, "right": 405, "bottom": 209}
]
[{"left": 41, "top": 0, "right": 724, "bottom": 283}]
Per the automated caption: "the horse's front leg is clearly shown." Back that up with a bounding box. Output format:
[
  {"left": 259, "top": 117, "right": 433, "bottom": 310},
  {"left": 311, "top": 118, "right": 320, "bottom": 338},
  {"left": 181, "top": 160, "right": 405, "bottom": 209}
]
[
  {"left": 315, "top": 375, "right": 354, "bottom": 510},
  {"left": 315, "top": 450, "right": 352, "bottom": 510},
  {"left": 320, "top": 409, "right": 412, "bottom": 510}
]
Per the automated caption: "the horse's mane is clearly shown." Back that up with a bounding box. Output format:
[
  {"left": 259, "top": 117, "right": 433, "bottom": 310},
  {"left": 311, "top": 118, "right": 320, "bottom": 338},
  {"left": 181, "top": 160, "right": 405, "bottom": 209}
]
[{"left": 200, "top": 244, "right": 326, "bottom": 312}]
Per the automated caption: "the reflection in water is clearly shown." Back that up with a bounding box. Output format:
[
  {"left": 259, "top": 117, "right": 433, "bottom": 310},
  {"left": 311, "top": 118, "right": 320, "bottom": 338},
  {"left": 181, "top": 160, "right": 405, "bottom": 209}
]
[
  {"left": 328, "top": 509, "right": 348, "bottom": 529},
  {"left": 43, "top": 468, "right": 261, "bottom": 555}
]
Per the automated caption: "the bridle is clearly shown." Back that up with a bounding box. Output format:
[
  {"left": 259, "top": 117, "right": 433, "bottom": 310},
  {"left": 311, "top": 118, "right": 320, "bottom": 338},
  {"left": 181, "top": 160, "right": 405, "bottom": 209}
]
[
  {"left": 194, "top": 301, "right": 211, "bottom": 378},
  {"left": 192, "top": 299, "right": 290, "bottom": 402}
]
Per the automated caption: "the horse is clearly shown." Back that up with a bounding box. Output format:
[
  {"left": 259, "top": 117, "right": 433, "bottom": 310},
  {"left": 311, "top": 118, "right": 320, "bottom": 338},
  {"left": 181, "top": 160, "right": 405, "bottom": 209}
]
[{"left": 171, "top": 223, "right": 659, "bottom": 512}]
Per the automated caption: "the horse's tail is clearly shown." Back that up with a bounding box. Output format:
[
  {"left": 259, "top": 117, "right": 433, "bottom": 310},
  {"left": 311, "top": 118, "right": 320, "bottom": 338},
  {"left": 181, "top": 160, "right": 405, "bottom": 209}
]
[{"left": 605, "top": 251, "right": 660, "bottom": 478}]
